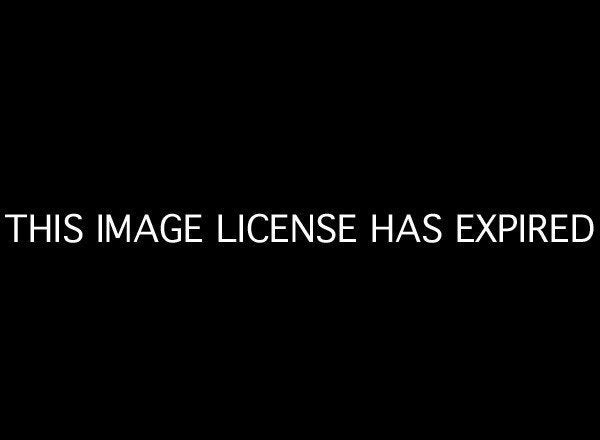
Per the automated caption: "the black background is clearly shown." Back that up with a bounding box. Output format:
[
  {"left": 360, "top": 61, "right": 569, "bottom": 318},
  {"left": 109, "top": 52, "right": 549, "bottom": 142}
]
[{"left": 1, "top": 6, "right": 597, "bottom": 434}]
